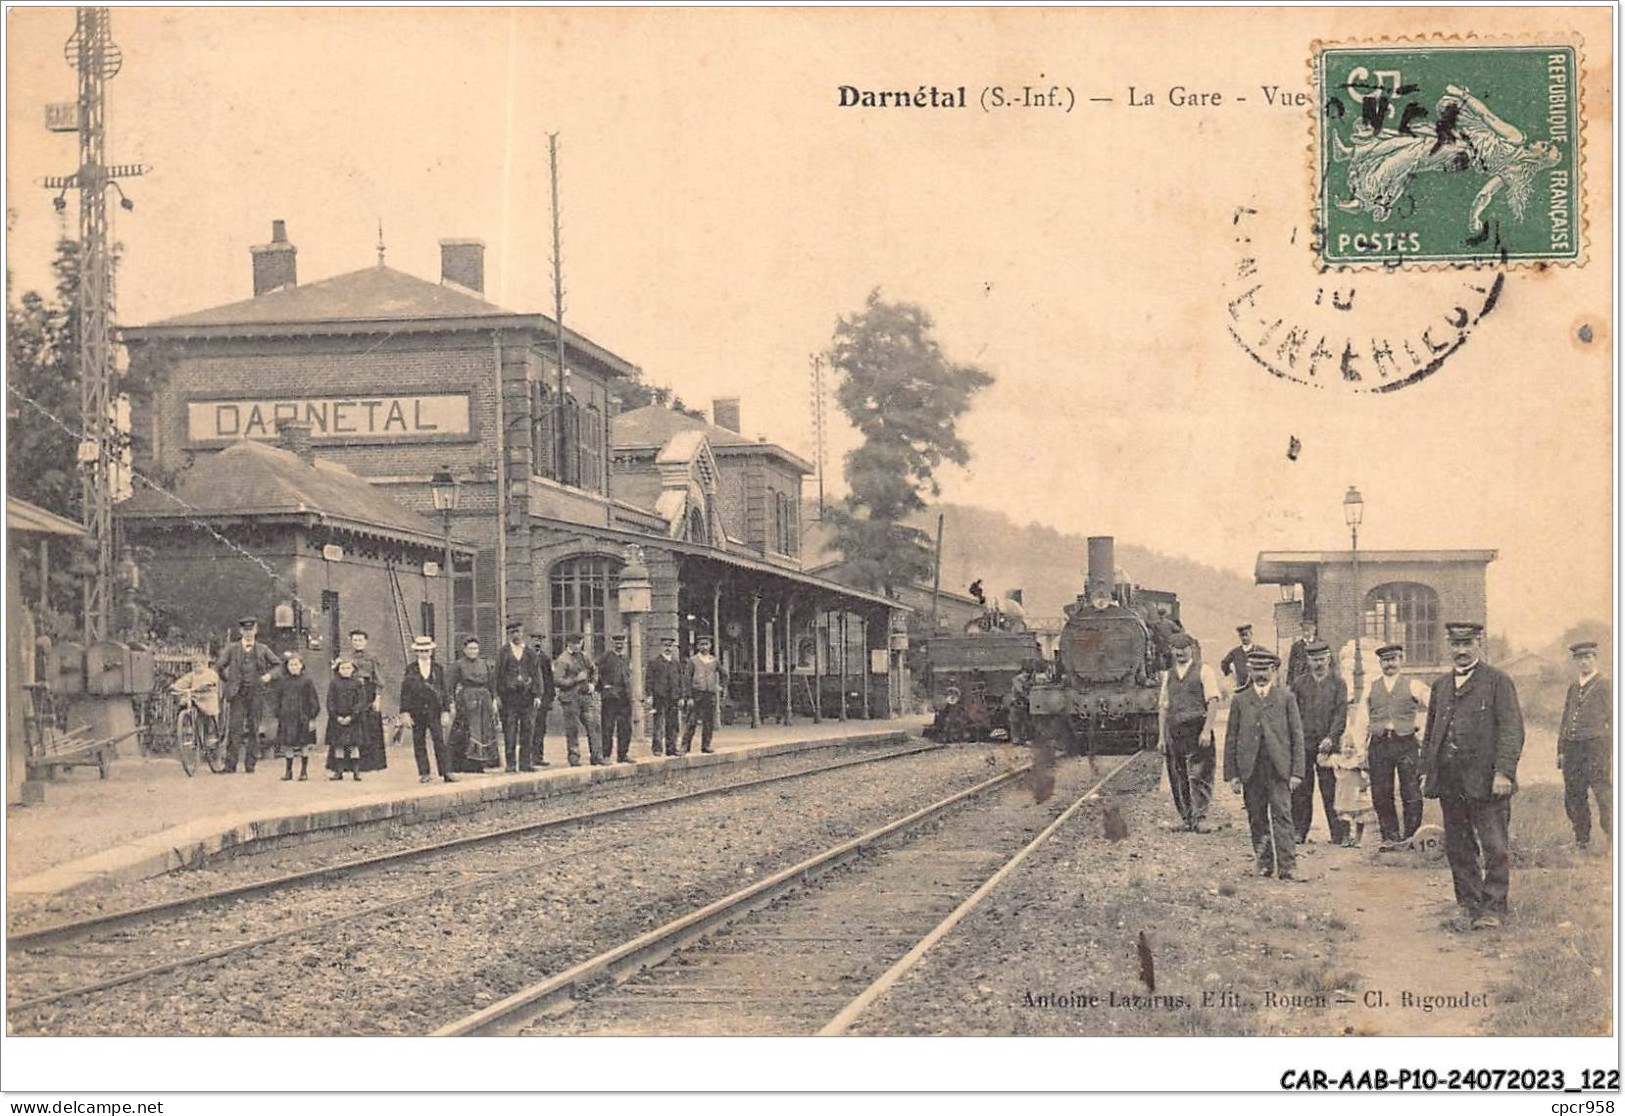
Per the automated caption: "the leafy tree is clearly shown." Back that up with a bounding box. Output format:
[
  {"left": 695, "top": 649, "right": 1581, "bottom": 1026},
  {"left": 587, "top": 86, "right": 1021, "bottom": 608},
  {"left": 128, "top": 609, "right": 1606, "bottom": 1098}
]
[
  {"left": 824, "top": 290, "right": 994, "bottom": 595},
  {"left": 616, "top": 376, "right": 705, "bottom": 420}
]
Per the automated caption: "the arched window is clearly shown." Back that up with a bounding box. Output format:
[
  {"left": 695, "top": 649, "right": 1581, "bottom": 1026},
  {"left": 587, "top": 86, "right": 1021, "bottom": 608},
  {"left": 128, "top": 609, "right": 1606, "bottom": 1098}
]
[
  {"left": 549, "top": 556, "right": 618, "bottom": 657},
  {"left": 687, "top": 504, "right": 710, "bottom": 546},
  {"left": 1363, "top": 582, "right": 1441, "bottom": 665},
  {"left": 531, "top": 381, "right": 556, "bottom": 480}
]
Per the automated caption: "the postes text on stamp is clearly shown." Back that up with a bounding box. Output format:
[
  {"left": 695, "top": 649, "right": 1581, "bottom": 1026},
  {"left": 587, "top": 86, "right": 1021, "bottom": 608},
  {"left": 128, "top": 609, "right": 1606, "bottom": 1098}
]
[{"left": 1316, "top": 42, "right": 1580, "bottom": 266}]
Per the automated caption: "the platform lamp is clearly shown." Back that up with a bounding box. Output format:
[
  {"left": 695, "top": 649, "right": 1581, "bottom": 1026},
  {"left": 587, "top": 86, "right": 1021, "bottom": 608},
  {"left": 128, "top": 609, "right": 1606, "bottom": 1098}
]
[
  {"left": 617, "top": 544, "right": 653, "bottom": 740},
  {"left": 431, "top": 466, "right": 459, "bottom": 650},
  {"left": 1343, "top": 485, "right": 1365, "bottom": 703}
]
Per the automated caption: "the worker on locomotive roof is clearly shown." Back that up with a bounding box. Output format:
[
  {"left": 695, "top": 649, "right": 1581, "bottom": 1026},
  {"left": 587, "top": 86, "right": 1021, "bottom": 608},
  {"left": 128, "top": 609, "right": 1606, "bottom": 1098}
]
[
  {"left": 1220, "top": 624, "right": 1258, "bottom": 692},
  {"left": 1158, "top": 632, "right": 1221, "bottom": 833}
]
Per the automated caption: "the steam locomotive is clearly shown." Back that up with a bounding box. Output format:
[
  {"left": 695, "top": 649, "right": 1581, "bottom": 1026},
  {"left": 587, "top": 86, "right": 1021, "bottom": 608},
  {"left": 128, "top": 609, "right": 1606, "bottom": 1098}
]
[{"left": 1027, "top": 536, "right": 1181, "bottom": 756}]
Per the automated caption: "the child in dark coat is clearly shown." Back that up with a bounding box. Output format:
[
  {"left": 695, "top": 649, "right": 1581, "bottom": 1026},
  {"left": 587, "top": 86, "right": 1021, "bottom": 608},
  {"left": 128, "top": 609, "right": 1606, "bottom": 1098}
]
[
  {"left": 326, "top": 657, "right": 368, "bottom": 781},
  {"left": 273, "top": 653, "right": 322, "bottom": 781}
]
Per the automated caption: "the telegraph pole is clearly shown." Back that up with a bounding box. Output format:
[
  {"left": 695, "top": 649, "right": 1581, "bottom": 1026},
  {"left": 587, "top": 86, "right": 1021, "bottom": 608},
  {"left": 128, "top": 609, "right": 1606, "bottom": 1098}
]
[{"left": 41, "top": 8, "right": 147, "bottom": 642}]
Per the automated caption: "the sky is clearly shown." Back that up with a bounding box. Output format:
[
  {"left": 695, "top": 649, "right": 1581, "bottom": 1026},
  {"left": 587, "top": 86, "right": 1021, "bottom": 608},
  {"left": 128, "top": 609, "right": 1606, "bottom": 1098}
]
[{"left": 5, "top": 7, "right": 1613, "bottom": 648}]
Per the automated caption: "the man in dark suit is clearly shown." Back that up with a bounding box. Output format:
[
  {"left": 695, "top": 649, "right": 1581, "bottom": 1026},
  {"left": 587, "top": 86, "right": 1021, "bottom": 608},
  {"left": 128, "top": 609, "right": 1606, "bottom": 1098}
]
[
  {"left": 214, "top": 616, "right": 282, "bottom": 773},
  {"left": 1421, "top": 621, "right": 1525, "bottom": 929},
  {"left": 1290, "top": 640, "right": 1348, "bottom": 844},
  {"left": 1220, "top": 624, "right": 1257, "bottom": 693},
  {"left": 1286, "top": 620, "right": 1317, "bottom": 690},
  {"left": 646, "top": 635, "right": 683, "bottom": 757},
  {"left": 495, "top": 620, "right": 545, "bottom": 772},
  {"left": 597, "top": 633, "right": 634, "bottom": 763},
  {"left": 1558, "top": 640, "right": 1611, "bottom": 850},
  {"left": 1224, "top": 648, "right": 1306, "bottom": 881},
  {"left": 399, "top": 635, "right": 456, "bottom": 784}
]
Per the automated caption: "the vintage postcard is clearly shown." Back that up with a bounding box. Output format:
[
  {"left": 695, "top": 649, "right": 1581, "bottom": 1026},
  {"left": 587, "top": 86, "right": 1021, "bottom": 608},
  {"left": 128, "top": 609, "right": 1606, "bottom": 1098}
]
[{"left": 3, "top": 4, "right": 1615, "bottom": 1104}]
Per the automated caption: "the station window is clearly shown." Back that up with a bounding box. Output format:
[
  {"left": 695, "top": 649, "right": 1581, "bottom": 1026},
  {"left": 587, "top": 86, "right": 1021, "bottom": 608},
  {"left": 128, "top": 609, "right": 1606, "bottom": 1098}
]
[
  {"left": 1363, "top": 582, "right": 1441, "bottom": 665},
  {"left": 550, "top": 555, "right": 617, "bottom": 657}
]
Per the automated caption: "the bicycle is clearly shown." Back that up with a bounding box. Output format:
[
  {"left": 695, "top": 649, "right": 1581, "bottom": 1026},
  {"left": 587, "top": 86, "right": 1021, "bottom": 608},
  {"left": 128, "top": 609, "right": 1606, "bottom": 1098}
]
[{"left": 172, "top": 686, "right": 227, "bottom": 776}]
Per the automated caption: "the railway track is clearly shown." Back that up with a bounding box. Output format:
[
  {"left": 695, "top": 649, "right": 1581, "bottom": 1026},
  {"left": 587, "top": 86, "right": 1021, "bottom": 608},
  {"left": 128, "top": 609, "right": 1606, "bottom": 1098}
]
[
  {"left": 6, "top": 741, "right": 943, "bottom": 1019},
  {"left": 437, "top": 750, "right": 1147, "bottom": 1037}
]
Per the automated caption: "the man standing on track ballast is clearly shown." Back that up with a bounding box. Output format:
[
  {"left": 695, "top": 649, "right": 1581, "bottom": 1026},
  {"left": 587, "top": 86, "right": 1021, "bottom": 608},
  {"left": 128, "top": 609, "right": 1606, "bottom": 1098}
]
[
  {"left": 1366, "top": 642, "right": 1430, "bottom": 848},
  {"left": 1220, "top": 624, "right": 1257, "bottom": 694},
  {"left": 1157, "top": 632, "right": 1220, "bottom": 832},
  {"left": 1559, "top": 640, "right": 1612, "bottom": 851},
  {"left": 1290, "top": 640, "right": 1348, "bottom": 846},
  {"left": 1421, "top": 621, "right": 1525, "bottom": 930},
  {"left": 1225, "top": 648, "right": 1306, "bottom": 882}
]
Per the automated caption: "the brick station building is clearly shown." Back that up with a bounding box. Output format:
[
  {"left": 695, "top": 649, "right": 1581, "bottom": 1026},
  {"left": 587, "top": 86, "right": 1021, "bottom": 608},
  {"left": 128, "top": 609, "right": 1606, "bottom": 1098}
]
[
  {"left": 1254, "top": 549, "right": 1497, "bottom": 677},
  {"left": 120, "top": 222, "right": 905, "bottom": 723}
]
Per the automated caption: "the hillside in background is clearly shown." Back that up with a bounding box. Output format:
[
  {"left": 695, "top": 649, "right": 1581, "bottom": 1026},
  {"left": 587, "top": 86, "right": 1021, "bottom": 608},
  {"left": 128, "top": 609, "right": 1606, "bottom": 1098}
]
[{"left": 802, "top": 502, "right": 1280, "bottom": 653}]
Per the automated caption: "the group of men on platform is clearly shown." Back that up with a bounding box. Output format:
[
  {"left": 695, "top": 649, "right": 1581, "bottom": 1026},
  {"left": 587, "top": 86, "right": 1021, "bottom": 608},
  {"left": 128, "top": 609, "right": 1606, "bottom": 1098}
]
[
  {"left": 206, "top": 615, "right": 732, "bottom": 781},
  {"left": 1159, "top": 618, "right": 1608, "bottom": 931}
]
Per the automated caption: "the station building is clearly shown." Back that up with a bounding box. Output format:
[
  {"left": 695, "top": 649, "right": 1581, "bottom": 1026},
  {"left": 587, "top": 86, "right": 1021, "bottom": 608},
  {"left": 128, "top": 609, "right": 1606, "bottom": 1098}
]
[
  {"left": 1254, "top": 548, "right": 1497, "bottom": 676},
  {"left": 120, "top": 222, "right": 906, "bottom": 723}
]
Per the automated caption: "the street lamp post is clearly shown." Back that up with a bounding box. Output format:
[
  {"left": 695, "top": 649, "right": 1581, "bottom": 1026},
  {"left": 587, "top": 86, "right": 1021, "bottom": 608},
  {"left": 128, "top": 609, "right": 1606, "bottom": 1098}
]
[
  {"left": 1344, "top": 485, "right": 1365, "bottom": 704},
  {"left": 616, "top": 545, "right": 653, "bottom": 741},
  {"left": 431, "top": 466, "right": 459, "bottom": 647}
]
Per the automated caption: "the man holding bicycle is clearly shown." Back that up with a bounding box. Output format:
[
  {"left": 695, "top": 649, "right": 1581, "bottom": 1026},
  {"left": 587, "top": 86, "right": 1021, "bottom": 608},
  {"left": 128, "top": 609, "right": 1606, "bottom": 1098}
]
[
  {"left": 215, "top": 616, "right": 282, "bottom": 773},
  {"left": 171, "top": 654, "right": 222, "bottom": 743}
]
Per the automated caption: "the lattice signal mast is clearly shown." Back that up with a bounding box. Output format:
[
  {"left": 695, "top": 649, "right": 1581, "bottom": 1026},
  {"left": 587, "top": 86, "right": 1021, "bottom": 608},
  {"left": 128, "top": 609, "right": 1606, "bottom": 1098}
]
[{"left": 40, "top": 8, "right": 147, "bottom": 640}]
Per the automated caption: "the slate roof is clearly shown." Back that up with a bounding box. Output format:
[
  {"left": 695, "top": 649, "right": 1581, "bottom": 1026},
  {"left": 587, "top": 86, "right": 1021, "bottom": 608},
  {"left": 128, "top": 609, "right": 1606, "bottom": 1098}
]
[
  {"left": 117, "top": 440, "right": 454, "bottom": 549},
  {"left": 612, "top": 405, "right": 813, "bottom": 472},
  {"left": 145, "top": 265, "right": 514, "bottom": 329}
]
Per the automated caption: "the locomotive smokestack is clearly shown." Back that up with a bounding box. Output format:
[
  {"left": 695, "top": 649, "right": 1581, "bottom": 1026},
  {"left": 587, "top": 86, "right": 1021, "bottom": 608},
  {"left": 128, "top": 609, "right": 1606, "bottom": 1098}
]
[{"left": 1086, "top": 537, "right": 1116, "bottom": 600}]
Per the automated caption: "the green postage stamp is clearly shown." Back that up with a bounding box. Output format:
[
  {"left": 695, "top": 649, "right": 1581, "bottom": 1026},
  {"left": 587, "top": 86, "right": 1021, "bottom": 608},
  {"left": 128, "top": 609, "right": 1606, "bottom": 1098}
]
[{"left": 1316, "top": 42, "right": 1581, "bottom": 266}]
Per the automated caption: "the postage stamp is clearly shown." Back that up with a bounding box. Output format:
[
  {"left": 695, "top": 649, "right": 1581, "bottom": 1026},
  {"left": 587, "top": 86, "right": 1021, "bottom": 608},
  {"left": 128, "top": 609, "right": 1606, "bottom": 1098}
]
[{"left": 1315, "top": 42, "right": 1581, "bottom": 266}]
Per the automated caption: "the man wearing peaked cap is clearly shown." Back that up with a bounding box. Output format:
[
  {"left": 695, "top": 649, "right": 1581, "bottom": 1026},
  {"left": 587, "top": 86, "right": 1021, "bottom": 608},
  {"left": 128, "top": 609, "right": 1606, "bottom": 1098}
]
[
  {"left": 1290, "top": 640, "right": 1349, "bottom": 846},
  {"left": 214, "top": 614, "right": 282, "bottom": 774},
  {"left": 1421, "top": 620, "right": 1524, "bottom": 929},
  {"left": 1559, "top": 639, "right": 1611, "bottom": 850},
  {"left": 495, "top": 620, "right": 547, "bottom": 773},
  {"left": 1224, "top": 646, "right": 1306, "bottom": 881},
  {"left": 646, "top": 635, "right": 684, "bottom": 757},
  {"left": 1158, "top": 631, "right": 1221, "bottom": 832},
  {"left": 1220, "top": 625, "right": 1258, "bottom": 692},
  {"left": 1366, "top": 643, "right": 1430, "bottom": 847}
]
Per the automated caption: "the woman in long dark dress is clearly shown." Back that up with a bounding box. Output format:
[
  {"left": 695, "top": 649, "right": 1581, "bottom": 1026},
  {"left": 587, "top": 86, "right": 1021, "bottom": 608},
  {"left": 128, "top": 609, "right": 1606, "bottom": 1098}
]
[
  {"left": 448, "top": 637, "right": 501, "bottom": 772},
  {"left": 326, "top": 657, "right": 368, "bottom": 781},
  {"left": 272, "top": 653, "right": 321, "bottom": 781},
  {"left": 347, "top": 630, "right": 388, "bottom": 772}
]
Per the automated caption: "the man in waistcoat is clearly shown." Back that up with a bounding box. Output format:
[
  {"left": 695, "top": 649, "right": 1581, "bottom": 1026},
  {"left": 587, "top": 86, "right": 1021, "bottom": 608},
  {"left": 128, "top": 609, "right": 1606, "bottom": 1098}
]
[
  {"left": 1158, "top": 633, "right": 1221, "bottom": 832},
  {"left": 1366, "top": 643, "right": 1431, "bottom": 847},
  {"left": 1290, "top": 640, "right": 1349, "bottom": 845},
  {"left": 1224, "top": 649, "right": 1306, "bottom": 881},
  {"left": 495, "top": 620, "right": 545, "bottom": 772},
  {"left": 1559, "top": 640, "right": 1612, "bottom": 850},
  {"left": 1220, "top": 624, "right": 1257, "bottom": 694},
  {"left": 1421, "top": 621, "right": 1525, "bottom": 930}
]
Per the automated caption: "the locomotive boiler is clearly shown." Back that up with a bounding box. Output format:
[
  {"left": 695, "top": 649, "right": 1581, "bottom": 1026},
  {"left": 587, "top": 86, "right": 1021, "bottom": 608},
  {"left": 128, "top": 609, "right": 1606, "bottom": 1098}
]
[{"left": 1027, "top": 536, "right": 1176, "bottom": 755}]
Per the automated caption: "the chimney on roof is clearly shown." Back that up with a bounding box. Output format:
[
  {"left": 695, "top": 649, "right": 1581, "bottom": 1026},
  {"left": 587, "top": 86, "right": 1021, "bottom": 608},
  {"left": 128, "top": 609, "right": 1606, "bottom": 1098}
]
[
  {"left": 440, "top": 238, "right": 485, "bottom": 294},
  {"left": 712, "top": 397, "right": 741, "bottom": 433},
  {"left": 251, "top": 220, "right": 298, "bottom": 296},
  {"left": 276, "top": 418, "right": 316, "bottom": 466}
]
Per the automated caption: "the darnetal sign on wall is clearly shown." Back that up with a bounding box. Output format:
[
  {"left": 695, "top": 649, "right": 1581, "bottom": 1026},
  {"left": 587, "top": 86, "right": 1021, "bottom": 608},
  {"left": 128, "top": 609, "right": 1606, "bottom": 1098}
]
[{"left": 187, "top": 393, "right": 472, "bottom": 444}]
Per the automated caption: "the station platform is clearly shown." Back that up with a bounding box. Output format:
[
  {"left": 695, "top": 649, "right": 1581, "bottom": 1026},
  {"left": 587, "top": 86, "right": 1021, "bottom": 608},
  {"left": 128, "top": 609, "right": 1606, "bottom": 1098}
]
[{"left": 6, "top": 716, "right": 925, "bottom": 899}]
